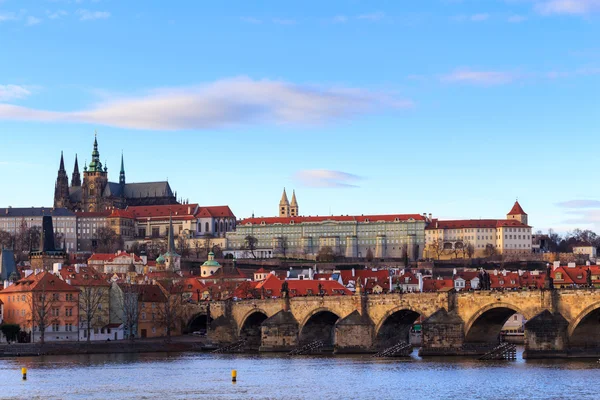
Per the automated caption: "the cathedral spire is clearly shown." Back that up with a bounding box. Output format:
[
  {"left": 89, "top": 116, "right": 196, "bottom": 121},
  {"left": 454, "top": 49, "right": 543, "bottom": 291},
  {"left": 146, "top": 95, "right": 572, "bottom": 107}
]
[
  {"left": 119, "top": 152, "right": 126, "bottom": 185},
  {"left": 279, "top": 188, "right": 290, "bottom": 217},
  {"left": 290, "top": 190, "right": 298, "bottom": 217},
  {"left": 88, "top": 131, "right": 103, "bottom": 172},
  {"left": 167, "top": 212, "right": 175, "bottom": 253},
  {"left": 71, "top": 154, "right": 81, "bottom": 187},
  {"left": 59, "top": 151, "right": 66, "bottom": 173}
]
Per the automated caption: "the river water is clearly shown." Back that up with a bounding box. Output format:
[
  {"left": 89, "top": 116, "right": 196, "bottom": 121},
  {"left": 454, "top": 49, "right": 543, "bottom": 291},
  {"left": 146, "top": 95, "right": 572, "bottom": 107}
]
[{"left": 0, "top": 348, "right": 598, "bottom": 400}]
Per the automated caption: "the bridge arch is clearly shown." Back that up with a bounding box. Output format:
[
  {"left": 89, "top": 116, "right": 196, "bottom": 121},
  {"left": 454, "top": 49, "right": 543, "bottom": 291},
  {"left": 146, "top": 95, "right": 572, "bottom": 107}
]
[
  {"left": 568, "top": 301, "right": 600, "bottom": 348},
  {"left": 464, "top": 302, "right": 527, "bottom": 344},
  {"left": 299, "top": 308, "right": 341, "bottom": 346},
  {"left": 238, "top": 309, "right": 269, "bottom": 350},
  {"left": 186, "top": 313, "right": 212, "bottom": 334},
  {"left": 375, "top": 307, "right": 423, "bottom": 349}
]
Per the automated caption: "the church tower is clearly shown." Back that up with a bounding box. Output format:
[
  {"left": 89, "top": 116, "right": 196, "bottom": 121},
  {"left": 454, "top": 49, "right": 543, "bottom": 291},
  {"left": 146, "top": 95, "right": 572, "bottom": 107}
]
[
  {"left": 290, "top": 190, "right": 299, "bottom": 217},
  {"left": 82, "top": 133, "right": 109, "bottom": 212},
  {"left": 119, "top": 152, "right": 126, "bottom": 186},
  {"left": 71, "top": 154, "right": 81, "bottom": 187},
  {"left": 279, "top": 188, "right": 290, "bottom": 217},
  {"left": 507, "top": 200, "right": 528, "bottom": 225},
  {"left": 53, "top": 152, "right": 70, "bottom": 209}
]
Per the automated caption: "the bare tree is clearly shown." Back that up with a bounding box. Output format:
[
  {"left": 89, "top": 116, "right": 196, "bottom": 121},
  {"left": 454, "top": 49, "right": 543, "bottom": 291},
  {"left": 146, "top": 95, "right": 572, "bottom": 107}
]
[
  {"left": 366, "top": 248, "right": 374, "bottom": 262},
  {"left": 279, "top": 236, "right": 289, "bottom": 258},
  {"left": 119, "top": 283, "right": 141, "bottom": 341},
  {"left": 96, "top": 227, "right": 122, "bottom": 253},
  {"left": 193, "top": 239, "right": 201, "bottom": 259},
  {"left": 79, "top": 283, "right": 107, "bottom": 342},
  {"left": 0, "top": 229, "right": 14, "bottom": 249},
  {"left": 428, "top": 238, "right": 446, "bottom": 260},
  {"left": 156, "top": 290, "right": 184, "bottom": 342},
  {"left": 317, "top": 246, "right": 335, "bottom": 262},
  {"left": 54, "top": 231, "right": 65, "bottom": 250},
  {"left": 176, "top": 235, "right": 190, "bottom": 257},
  {"left": 27, "top": 281, "right": 56, "bottom": 344},
  {"left": 484, "top": 243, "right": 497, "bottom": 258},
  {"left": 244, "top": 235, "right": 258, "bottom": 259}
]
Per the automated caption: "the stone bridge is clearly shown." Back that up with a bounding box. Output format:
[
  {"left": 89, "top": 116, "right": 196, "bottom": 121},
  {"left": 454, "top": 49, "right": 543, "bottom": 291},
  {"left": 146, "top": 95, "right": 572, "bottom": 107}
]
[{"left": 183, "top": 289, "right": 600, "bottom": 358}]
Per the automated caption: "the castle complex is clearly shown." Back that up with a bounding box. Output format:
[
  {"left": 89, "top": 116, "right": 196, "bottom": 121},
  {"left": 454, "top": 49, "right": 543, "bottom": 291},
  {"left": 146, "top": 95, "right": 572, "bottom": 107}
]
[{"left": 53, "top": 134, "right": 178, "bottom": 212}]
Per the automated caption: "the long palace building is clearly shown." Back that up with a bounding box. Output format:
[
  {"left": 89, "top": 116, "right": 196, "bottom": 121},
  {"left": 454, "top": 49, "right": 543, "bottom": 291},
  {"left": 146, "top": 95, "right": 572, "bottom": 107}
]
[
  {"left": 225, "top": 189, "right": 428, "bottom": 260},
  {"left": 54, "top": 133, "right": 178, "bottom": 212}
]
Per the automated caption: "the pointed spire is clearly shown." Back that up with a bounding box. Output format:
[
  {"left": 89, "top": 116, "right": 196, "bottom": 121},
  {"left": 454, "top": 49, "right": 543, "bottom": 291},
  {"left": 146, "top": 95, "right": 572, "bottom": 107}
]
[
  {"left": 71, "top": 154, "right": 81, "bottom": 187},
  {"left": 119, "top": 151, "right": 126, "bottom": 185},
  {"left": 167, "top": 212, "right": 176, "bottom": 253},
  {"left": 59, "top": 151, "right": 66, "bottom": 172},
  {"left": 291, "top": 190, "right": 298, "bottom": 206},
  {"left": 279, "top": 188, "right": 289, "bottom": 205}
]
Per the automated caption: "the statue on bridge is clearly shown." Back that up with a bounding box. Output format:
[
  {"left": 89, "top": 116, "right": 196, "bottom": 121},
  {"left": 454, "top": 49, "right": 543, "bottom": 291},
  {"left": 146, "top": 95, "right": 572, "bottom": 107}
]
[
  {"left": 587, "top": 268, "right": 592, "bottom": 287},
  {"left": 478, "top": 269, "right": 491, "bottom": 290}
]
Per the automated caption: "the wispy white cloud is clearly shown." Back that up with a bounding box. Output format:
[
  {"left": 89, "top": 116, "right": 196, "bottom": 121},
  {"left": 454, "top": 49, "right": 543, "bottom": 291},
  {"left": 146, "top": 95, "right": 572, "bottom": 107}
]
[
  {"left": 272, "top": 18, "right": 296, "bottom": 25},
  {"left": 535, "top": 0, "right": 600, "bottom": 15},
  {"left": 47, "top": 10, "right": 68, "bottom": 19},
  {"left": 507, "top": 14, "right": 527, "bottom": 22},
  {"left": 76, "top": 9, "right": 110, "bottom": 21},
  {"left": 293, "top": 169, "right": 363, "bottom": 188},
  {"left": 357, "top": 11, "right": 385, "bottom": 21},
  {"left": 441, "top": 68, "right": 518, "bottom": 85},
  {"left": 557, "top": 199, "right": 600, "bottom": 208},
  {"left": 0, "top": 77, "right": 411, "bottom": 131},
  {"left": 0, "top": 11, "right": 17, "bottom": 22},
  {"left": 332, "top": 15, "right": 348, "bottom": 23},
  {"left": 470, "top": 13, "right": 490, "bottom": 21},
  {"left": 26, "top": 16, "right": 41, "bottom": 26},
  {"left": 0, "top": 84, "right": 32, "bottom": 101},
  {"left": 240, "top": 16, "right": 262, "bottom": 24}
]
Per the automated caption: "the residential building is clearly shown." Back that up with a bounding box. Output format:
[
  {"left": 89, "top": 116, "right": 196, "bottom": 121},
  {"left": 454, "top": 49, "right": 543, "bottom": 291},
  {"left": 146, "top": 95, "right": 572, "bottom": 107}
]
[
  {"left": 255, "top": 274, "right": 352, "bottom": 298},
  {"left": 0, "top": 207, "right": 76, "bottom": 252},
  {"left": 75, "top": 211, "right": 110, "bottom": 252},
  {"left": 136, "top": 284, "right": 168, "bottom": 338},
  {"left": 425, "top": 201, "right": 533, "bottom": 259},
  {"left": 572, "top": 243, "right": 597, "bottom": 260},
  {"left": 88, "top": 251, "right": 145, "bottom": 274},
  {"left": 0, "top": 271, "right": 79, "bottom": 342}
]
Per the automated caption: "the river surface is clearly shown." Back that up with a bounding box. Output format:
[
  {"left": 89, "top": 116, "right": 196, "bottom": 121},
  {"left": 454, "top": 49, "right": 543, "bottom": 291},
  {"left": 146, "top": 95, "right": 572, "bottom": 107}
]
[{"left": 0, "top": 348, "right": 598, "bottom": 400}]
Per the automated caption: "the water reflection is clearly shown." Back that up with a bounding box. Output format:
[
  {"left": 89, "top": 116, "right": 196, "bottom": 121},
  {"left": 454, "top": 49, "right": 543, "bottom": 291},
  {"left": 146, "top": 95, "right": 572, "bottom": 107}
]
[{"left": 1, "top": 347, "right": 599, "bottom": 400}]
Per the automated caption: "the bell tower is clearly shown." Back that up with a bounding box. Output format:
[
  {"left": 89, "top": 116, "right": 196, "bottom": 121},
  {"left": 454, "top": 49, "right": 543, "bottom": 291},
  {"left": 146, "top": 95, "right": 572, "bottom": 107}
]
[
  {"left": 82, "top": 132, "right": 109, "bottom": 212},
  {"left": 290, "top": 190, "right": 299, "bottom": 217},
  {"left": 279, "top": 188, "right": 290, "bottom": 217}
]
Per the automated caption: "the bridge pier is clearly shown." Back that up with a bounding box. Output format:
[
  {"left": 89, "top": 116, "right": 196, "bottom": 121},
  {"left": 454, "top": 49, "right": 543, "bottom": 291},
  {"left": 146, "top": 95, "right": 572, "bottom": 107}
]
[
  {"left": 523, "top": 310, "right": 569, "bottom": 359},
  {"left": 419, "top": 309, "right": 467, "bottom": 356},
  {"left": 259, "top": 310, "right": 299, "bottom": 352},
  {"left": 334, "top": 311, "right": 375, "bottom": 354}
]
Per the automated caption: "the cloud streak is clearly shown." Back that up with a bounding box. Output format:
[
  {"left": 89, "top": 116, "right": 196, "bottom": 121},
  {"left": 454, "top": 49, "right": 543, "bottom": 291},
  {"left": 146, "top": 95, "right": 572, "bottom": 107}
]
[
  {"left": 557, "top": 199, "right": 600, "bottom": 208},
  {"left": 76, "top": 9, "right": 110, "bottom": 21},
  {"left": 535, "top": 0, "right": 600, "bottom": 15},
  {"left": 0, "top": 77, "right": 411, "bottom": 130},
  {"left": 441, "top": 68, "right": 517, "bottom": 85},
  {"left": 0, "top": 85, "right": 32, "bottom": 101},
  {"left": 293, "top": 169, "right": 363, "bottom": 188}
]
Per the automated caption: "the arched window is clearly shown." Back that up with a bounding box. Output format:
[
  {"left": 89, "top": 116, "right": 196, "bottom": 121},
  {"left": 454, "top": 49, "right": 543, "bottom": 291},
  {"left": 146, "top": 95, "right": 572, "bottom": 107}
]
[
  {"left": 220, "top": 221, "right": 224, "bottom": 232},
  {"left": 214, "top": 222, "right": 218, "bottom": 232},
  {"left": 205, "top": 222, "right": 209, "bottom": 232}
]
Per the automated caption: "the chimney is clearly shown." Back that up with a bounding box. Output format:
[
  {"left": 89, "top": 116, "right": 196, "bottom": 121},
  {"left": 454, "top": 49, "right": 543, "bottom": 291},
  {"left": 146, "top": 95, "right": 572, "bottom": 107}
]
[
  {"left": 428, "top": 213, "right": 432, "bottom": 221},
  {"left": 586, "top": 261, "right": 591, "bottom": 266},
  {"left": 66, "top": 279, "right": 71, "bottom": 285},
  {"left": 493, "top": 269, "right": 498, "bottom": 276},
  {"left": 352, "top": 268, "right": 355, "bottom": 277},
  {"left": 418, "top": 273, "right": 423, "bottom": 292},
  {"left": 568, "top": 262, "right": 576, "bottom": 268},
  {"left": 75, "top": 265, "right": 80, "bottom": 273},
  {"left": 3, "top": 280, "right": 8, "bottom": 289},
  {"left": 553, "top": 261, "right": 560, "bottom": 270},
  {"left": 24, "top": 270, "right": 33, "bottom": 278},
  {"left": 53, "top": 263, "right": 62, "bottom": 274},
  {"left": 389, "top": 275, "right": 393, "bottom": 293}
]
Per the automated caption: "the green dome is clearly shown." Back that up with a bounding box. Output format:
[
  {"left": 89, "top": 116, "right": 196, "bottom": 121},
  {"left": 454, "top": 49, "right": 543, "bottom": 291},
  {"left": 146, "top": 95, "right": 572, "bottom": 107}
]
[
  {"left": 156, "top": 254, "right": 165, "bottom": 264},
  {"left": 202, "top": 260, "right": 221, "bottom": 267}
]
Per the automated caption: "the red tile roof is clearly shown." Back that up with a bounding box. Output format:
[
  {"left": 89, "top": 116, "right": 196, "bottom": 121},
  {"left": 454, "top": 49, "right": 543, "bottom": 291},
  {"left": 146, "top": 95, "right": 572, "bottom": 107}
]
[
  {"left": 240, "top": 214, "right": 426, "bottom": 225},
  {"left": 59, "top": 266, "right": 110, "bottom": 287},
  {"left": 1, "top": 271, "right": 79, "bottom": 293},
  {"left": 422, "top": 278, "right": 454, "bottom": 292},
  {"left": 426, "top": 218, "right": 529, "bottom": 229},
  {"left": 88, "top": 251, "right": 143, "bottom": 263},
  {"left": 195, "top": 206, "right": 236, "bottom": 218},
  {"left": 108, "top": 209, "right": 135, "bottom": 219},
  {"left": 255, "top": 274, "right": 351, "bottom": 297},
  {"left": 126, "top": 204, "right": 199, "bottom": 220},
  {"left": 507, "top": 201, "right": 527, "bottom": 216}
]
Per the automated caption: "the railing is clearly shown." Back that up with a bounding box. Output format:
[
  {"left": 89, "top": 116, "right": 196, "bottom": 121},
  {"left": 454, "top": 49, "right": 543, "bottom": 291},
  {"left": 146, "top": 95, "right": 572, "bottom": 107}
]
[
  {"left": 288, "top": 340, "right": 325, "bottom": 356},
  {"left": 212, "top": 340, "right": 247, "bottom": 354},
  {"left": 372, "top": 342, "right": 412, "bottom": 358},
  {"left": 479, "top": 342, "right": 517, "bottom": 361}
]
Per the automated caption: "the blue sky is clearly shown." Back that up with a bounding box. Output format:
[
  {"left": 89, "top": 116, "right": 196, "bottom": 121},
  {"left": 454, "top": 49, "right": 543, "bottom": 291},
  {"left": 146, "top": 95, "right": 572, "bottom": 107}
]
[{"left": 0, "top": 0, "right": 598, "bottom": 233}]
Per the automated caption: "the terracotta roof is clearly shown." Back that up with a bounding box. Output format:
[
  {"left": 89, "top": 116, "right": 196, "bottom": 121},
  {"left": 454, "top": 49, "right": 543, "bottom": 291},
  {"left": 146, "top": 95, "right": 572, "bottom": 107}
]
[
  {"left": 88, "top": 251, "right": 143, "bottom": 263},
  {"left": 339, "top": 269, "right": 389, "bottom": 286},
  {"left": 1, "top": 271, "right": 79, "bottom": 293},
  {"left": 240, "top": 214, "right": 426, "bottom": 225},
  {"left": 255, "top": 268, "right": 268, "bottom": 274},
  {"left": 507, "top": 201, "right": 527, "bottom": 216},
  {"left": 422, "top": 278, "right": 454, "bottom": 292},
  {"left": 127, "top": 204, "right": 199, "bottom": 220},
  {"left": 255, "top": 274, "right": 351, "bottom": 297},
  {"left": 195, "top": 206, "right": 236, "bottom": 218},
  {"left": 59, "top": 266, "right": 110, "bottom": 287},
  {"left": 108, "top": 209, "right": 135, "bottom": 219},
  {"left": 426, "top": 218, "right": 530, "bottom": 229}
]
